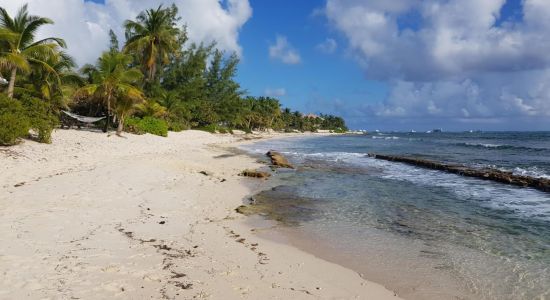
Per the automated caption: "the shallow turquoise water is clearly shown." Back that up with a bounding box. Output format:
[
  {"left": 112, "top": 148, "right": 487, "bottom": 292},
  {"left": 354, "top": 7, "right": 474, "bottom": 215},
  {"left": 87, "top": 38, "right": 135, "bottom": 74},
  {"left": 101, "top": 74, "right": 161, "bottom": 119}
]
[{"left": 243, "top": 133, "right": 550, "bottom": 299}]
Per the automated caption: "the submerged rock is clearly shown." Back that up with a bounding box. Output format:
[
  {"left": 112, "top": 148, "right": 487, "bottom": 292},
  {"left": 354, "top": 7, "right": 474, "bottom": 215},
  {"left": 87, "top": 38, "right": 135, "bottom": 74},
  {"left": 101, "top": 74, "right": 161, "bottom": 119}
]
[
  {"left": 266, "top": 151, "right": 294, "bottom": 169},
  {"left": 368, "top": 153, "right": 550, "bottom": 193},
  {"left": 235, "top": 204, "right": 264, "bottom": 216},
  {"left": 235, "top": 186, "right": 318, "bottom": 226}
]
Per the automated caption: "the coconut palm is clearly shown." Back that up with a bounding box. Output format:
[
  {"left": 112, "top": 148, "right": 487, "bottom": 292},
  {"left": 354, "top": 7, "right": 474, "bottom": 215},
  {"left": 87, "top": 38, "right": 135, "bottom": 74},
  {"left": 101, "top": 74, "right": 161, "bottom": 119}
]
[
  {"left": 76, "top": 51, "right": 145, "bottom": 135},
  {"left": 21, "top": 51, "right": 82, "bottom": 109},
  {"left": 123, "top": 5, "right": 181, "bottom": 82},
  {"left": 0, "top": 4, "right": 66, "bottom": 98}
]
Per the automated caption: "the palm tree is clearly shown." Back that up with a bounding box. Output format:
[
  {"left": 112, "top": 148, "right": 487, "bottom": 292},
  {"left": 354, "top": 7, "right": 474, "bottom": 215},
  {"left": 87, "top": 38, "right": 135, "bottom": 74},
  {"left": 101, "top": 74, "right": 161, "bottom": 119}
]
[
  {"left": 123, "top": 5, "right": 181, "bottom": 82},
  {"left": 76, "top": 51, "right": 145, "bottom": 135},
  {"left": 22, "top": 52, "right": 82, "bottom": 109},
  {"left": 0, "top": 4, "right": 66, "bottom": 98}
]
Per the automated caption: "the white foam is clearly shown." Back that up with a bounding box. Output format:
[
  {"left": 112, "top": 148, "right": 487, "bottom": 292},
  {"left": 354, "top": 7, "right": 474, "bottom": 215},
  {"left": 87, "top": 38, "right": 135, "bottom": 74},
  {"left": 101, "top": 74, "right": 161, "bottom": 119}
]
[
  {"left": 241, "top": 140, "right": 550, "bottom": 221},
  {"left": 360, "top": 157, "right": 550, "bottom": 221},
  {"left": 372, "top": 136, "right": 400, "bottom": 140}
]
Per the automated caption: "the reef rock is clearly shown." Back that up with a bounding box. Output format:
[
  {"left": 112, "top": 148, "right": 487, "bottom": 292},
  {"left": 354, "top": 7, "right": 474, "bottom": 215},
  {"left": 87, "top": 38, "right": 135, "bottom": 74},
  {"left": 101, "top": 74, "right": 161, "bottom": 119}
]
[
  {"left": 368, "top": 153, "right": 550, "bottom": 193},
  {"left": 240, "top": 169, "right": 271, "bottom": 179},
  {"left": 266, "top": 151, "right": 294, "bottom": 169}
]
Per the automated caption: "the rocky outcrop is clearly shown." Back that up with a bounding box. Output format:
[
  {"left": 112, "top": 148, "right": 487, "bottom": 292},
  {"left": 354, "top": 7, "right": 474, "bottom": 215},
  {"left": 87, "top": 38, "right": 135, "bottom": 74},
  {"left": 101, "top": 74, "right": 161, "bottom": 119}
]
[
  {"left": 368, "top": 153, "right": 550, "bottom": 193},
  {"left": 266, "top": 151, "right": 294, "bottom": 169}
]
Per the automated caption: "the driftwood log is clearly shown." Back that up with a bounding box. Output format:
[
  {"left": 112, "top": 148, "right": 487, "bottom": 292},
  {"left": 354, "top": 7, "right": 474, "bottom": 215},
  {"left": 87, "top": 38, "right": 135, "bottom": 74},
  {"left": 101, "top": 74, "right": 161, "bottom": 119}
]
[{"left": 368, "top": 153, "right": 550, "bottom": 193}]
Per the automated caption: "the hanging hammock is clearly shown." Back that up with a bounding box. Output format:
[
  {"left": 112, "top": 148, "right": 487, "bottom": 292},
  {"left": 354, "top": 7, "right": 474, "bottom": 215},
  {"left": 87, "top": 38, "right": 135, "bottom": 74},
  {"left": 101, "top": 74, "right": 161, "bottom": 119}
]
[{"left": 62, "top": 111, "right": 106, "bottom": 123}]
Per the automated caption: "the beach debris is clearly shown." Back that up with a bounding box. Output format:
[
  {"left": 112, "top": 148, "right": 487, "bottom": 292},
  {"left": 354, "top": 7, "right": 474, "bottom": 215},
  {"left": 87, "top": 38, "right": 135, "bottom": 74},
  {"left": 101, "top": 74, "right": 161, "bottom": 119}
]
[
  {"left": 159, "top": 221, "right": 166, "bottom": 225},
  {"left": 170, "top": 271, "right": 186, "bottom": 278},
  {"left": 14, "top": 182, "right": 25, "bottom": 187},
  {"left": 369, "top": 153, "right": 550, "bottom": 192},
  {"left": 154, "top": 244, "right": 172, "bottom": 251},
  {"left": 171, "top": 281, "right": 193, "bottom": 290},
  {"left": 198, "top": 170, "right": 213, "bottom": 176},
  {"left": 214, "top": 153, "right": 237, "bottom": 159},
  {"left": 239, "top": 169, "right": 271, "bottom": 178},
  {"left": 266, "top": 151, "right": 294, "bottom": 169}
]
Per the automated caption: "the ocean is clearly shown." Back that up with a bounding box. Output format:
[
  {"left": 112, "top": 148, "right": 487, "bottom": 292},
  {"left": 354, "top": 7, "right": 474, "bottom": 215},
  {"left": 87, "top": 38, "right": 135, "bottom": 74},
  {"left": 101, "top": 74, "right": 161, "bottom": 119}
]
[{"left": 241, "top": 132, "right": 550, "bottom": 300}]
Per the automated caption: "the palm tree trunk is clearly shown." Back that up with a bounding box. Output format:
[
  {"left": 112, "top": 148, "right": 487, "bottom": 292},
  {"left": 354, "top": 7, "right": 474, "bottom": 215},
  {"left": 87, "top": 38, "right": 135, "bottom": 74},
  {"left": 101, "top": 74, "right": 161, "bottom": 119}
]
[
  {"left": 150, "top": 63, "right": 156, "bottom": 81},
  {"left": 7, "top": 68, "right": 17, "bottom": 98},
  {"left": 116, "top": 114, "right": 124, "bottom": 136},
  {"left": 103, "top": 93, "right": 112, "bottom": 133}
]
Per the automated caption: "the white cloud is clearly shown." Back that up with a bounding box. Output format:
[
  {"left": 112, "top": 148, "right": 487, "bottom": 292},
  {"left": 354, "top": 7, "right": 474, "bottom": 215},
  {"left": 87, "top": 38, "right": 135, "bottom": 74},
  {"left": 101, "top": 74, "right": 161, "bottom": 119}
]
[
  {"left": 316, "top": 38, "right": 337, "bottom": 54},
  {"left": 264, "top": 87, "right": 286, "bottom": 97},
  {"left": 323, "top": 0, "right": 550, "bottom": 127},
  {"left": 269, "top": 35, "right": 301, "bottom": 65},
  {"left": 0, "top": 0, "right": 252, "bottom": 66}
]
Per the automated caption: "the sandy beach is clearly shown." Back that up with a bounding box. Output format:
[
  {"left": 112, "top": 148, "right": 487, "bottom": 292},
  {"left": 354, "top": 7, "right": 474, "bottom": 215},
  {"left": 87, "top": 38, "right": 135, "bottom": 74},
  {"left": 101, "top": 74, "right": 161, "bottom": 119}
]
[{"left": 0, "top": 129, "right": 400, "bottom": 299}]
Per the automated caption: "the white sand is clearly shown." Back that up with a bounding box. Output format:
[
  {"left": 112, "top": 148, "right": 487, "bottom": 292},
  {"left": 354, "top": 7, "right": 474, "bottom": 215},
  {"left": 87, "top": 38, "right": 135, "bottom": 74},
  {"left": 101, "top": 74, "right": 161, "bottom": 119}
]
[{"left": 0, "top": 129, "right": 400, "bottom": 299}]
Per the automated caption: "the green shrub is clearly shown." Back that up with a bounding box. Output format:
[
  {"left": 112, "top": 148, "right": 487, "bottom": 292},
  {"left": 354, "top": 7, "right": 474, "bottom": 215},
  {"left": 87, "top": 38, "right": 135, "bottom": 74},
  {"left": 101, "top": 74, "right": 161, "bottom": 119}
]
[
  {"left": 124, "top": 116, "right": 168, "bottom": 137},
  {"left": 219, "top": 127, "right": 230, "bottom": 134},
  {"left": 0, "top": 96, "right": 31, "bottom": 145},
  {"left": 124, "top": 117, "right": 142, "bottom": 134},
  {"left": 333, "top": 127, "right": 347, "bottom": 133},
  {"left": 194, "top": 124, "right": 234, "bottom": 134},
  {"left": 168, "top": 121, "right": 186, "bottom": 132},
  {"left": 166, "top": 117, "right": 188, "bottom": 132},
  {"left": 21, "top": 96, "right": 58, "bottom": 144},
  {"left": 195, "top": 124, "right": 217, "bottom": 133}
]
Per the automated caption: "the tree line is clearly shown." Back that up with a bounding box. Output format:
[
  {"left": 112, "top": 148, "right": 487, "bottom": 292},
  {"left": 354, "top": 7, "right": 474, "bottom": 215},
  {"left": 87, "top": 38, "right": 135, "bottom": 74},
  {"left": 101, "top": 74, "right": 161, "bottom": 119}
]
[{"left": 0, "top": 4, "right": 347, "bottom": 145}]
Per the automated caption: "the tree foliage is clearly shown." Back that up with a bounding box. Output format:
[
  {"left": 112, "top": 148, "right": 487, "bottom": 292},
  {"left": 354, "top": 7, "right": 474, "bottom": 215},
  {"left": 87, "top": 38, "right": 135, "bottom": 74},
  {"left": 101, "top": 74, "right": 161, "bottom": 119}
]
[
  {"left": 1, "top": 3, "right": 348, "bottom": 144},
  {"left": 0, "top": 4, "right": 66, "bottom": 98}
]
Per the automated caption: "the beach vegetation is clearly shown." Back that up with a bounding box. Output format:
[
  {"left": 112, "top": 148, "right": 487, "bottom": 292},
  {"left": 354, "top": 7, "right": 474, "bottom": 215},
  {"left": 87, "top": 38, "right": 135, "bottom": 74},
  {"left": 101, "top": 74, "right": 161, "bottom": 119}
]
[
  {"left": 124, "top": 4, "right": 183, "bottom": 83},
  {"left": 0, "top": 3, "right": 348, "bottom": 145},
  {"left": 0, "top": 4, "right": 66, "bottom": 98},
  {"left": 0, "top": 95, "right": 30, "bottom": 145},
  {"left": 75, "top": 48, "right": 145, "bottom": 136},
  {"left": 21, "top": 94, "right": 58, "bottom": 143},
  {"left": 124, "top": 116, "right": 168, "bottom": 137}
]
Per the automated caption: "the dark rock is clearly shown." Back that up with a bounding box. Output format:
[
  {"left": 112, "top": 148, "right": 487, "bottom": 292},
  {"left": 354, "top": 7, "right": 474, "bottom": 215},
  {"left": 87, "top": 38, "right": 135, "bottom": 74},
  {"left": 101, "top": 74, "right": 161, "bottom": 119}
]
[
  {"left": 199, "top": 171, "right": 213, "bottom": 176},
  {"left": 240, "top": 169, "right": 271, "bottom": 179},
  {"left": 368, "top": 153, "right": 550, "bottom": 193},
  {"left": 266, "top": 151, "right": 294, "bottom": 169}
]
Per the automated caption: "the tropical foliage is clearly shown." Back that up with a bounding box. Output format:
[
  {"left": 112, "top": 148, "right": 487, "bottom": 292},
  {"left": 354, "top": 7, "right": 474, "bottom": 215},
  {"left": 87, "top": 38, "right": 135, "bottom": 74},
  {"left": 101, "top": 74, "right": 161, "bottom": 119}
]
[
  {"left": 0, "top": 94, "right": 30, "bottom": 145},
  {"left": 0, "top": 4, "right": 66, "bottom": 98},
  {"left": 75, "top": 46, "right": 144, "bottom": 136},
  {"left": 0, "top": 3, "right": 348, "bottom": 143}
]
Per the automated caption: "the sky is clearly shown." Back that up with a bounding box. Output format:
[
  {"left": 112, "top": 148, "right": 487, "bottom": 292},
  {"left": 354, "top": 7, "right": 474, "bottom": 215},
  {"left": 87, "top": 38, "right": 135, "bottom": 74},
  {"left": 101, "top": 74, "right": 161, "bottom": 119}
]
[{"left": 1, "top": 0, "right": 550, "bottom": 131}]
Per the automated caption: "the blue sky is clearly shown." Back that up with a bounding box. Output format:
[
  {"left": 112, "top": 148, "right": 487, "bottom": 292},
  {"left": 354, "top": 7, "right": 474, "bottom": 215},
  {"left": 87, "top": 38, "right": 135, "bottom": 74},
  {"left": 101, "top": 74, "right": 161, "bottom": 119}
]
[
  {"left": 234, "top": 0, "right": 540, "bottom": 131},
  {"left": 236, "top": 1, "right": 388, "bottom": 122},
  {"left": 5, "top": 0, "right": 550, "bottom": 131}
]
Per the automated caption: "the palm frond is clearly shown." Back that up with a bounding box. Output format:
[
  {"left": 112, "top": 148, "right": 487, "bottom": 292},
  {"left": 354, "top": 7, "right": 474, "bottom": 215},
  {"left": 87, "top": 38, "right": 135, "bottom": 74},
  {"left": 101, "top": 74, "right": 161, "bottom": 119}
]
[
  {"left": 4, "top": 52, "right": 30, "bottom": 72},
  {"left": 20, "top": 17, "right": 54, "bottom": 47},
  {"left": 28, "top": 37, "right": 66, "bottom": 49}
]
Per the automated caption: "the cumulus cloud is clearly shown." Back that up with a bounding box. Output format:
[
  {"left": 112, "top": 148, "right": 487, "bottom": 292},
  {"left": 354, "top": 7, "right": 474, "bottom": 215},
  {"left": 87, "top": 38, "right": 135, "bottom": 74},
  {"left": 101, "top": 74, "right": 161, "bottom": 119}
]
[
  {"left": 323, "top": 0, "right": 550, "bottom": 128},
  {"left": 264, "top": 87, "right": 287, "bottom": 97},
  {"left": 316, "top": 38, "right": 338, "bottom": 54},
  {"left": 269, "top": 35, "right": 301, "bottom": 65},
  {"left": 0, "top": 0, "right": 252, "bottom": 66}
]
